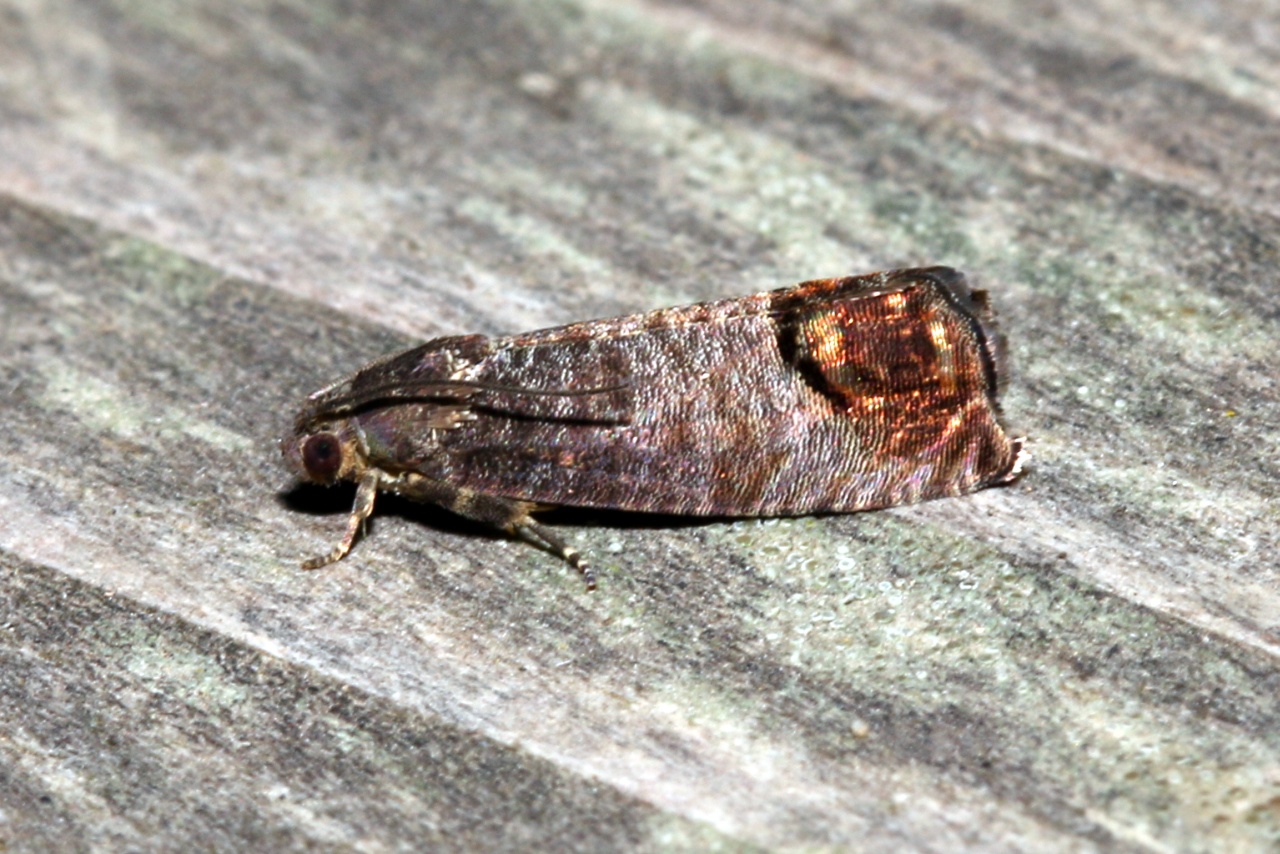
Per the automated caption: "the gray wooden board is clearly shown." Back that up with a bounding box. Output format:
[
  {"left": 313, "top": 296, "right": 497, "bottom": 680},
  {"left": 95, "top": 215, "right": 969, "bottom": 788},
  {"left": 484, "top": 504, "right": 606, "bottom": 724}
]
[{"left": 1, "top": 1, "right": 1277, "bottom": 851}]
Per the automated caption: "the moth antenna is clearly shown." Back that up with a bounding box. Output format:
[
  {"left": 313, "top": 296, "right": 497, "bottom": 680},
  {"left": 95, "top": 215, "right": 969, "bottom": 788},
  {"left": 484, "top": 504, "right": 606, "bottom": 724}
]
[
  {"left": 315, "top": 379, "right": 627, "bottom": 417},
  {"left": 443, "top": 379, "right": 629, "bottom": 398},
  {"left": 301, "top": 379, "right": 631, "bottom": 432}
]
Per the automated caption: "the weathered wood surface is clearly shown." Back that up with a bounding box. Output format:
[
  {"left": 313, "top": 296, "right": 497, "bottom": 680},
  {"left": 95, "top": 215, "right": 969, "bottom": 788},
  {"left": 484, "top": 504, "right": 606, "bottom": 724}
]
[{"left": 2, "top": 1, "right": 1278, "bottom": 850}]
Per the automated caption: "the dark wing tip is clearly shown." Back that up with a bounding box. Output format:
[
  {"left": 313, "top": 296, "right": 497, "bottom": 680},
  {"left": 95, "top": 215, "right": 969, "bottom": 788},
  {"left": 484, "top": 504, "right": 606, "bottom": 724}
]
[{"left": 901, "top": 267, "right": 1010, "bottom": 398}]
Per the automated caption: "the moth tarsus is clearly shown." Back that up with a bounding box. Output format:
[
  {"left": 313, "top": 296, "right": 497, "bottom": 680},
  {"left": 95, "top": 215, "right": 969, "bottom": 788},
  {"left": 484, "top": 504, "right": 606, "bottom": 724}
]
[{"left": 514, "top": 519, "right": 597, "bottom": 590}]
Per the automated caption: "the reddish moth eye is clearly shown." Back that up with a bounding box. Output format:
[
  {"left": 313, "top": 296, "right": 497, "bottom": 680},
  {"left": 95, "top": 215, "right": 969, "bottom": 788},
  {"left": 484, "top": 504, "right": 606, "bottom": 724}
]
[{"left": 302, "top": 433, "right": 343, "bottom": 482}]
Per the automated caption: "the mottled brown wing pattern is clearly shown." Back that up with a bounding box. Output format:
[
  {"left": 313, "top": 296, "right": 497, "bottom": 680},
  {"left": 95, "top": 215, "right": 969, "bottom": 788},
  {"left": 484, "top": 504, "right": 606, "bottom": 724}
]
[
  {"left": 284, "top": 267, "right": 1024, "bottom": 579},
  {"left": 783, "top": 270, "right": 1011, "bottom": 498},
  {"left": 374, "top": 267, "right": 1020, "bottom": 516}
]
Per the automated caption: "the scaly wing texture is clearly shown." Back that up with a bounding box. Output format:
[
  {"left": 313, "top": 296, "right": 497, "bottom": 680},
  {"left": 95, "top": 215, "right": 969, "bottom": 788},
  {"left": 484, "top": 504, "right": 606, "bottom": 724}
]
[{"left": 376, "top": 269, "right": 1020, "bottom": 515}]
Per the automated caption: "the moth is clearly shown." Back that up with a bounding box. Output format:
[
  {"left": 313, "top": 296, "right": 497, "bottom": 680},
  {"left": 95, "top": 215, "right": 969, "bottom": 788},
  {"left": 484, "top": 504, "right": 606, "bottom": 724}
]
[{"left": 283, "top": 267, "right": 1025, "bottom": 587}]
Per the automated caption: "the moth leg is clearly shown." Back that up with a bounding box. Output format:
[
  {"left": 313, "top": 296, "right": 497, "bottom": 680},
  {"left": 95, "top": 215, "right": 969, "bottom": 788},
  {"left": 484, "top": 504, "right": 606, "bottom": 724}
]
[
  {"left": 515, "top": 519, "right": 595, "bottom": 591},
  {"left": 504, "top": 517, "right": 593, "bottom": 591},
  {"left": 396, "top": 475, "right": 595, "bottom": 589},
  {"left": 303, "top": 471, "right": 381, "bottom": 569}
]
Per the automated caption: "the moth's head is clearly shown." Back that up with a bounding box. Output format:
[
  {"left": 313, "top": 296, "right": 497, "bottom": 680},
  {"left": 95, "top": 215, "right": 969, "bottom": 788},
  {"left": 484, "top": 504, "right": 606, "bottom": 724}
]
[{"left": 282, "top": 415, "right": 365, "bottom": 486}]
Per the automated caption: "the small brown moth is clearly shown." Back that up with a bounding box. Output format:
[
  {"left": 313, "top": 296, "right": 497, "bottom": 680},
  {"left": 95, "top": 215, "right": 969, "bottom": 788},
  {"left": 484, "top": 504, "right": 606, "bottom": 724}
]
[{"left": 283, "top": 267, "right": 1024, "bottom": 587}]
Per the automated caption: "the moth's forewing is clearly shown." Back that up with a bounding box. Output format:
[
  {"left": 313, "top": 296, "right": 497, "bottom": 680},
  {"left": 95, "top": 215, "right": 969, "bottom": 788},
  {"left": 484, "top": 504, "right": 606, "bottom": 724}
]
[{"left": 338, "top": 267, "right": 1020, "bottom": 516}]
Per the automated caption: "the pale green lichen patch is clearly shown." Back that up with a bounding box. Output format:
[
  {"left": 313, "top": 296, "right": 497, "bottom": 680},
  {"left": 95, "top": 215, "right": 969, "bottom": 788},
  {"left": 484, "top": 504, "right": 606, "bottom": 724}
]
[
  {"left": 38, "top": 362, "right": 253, "bottom": 454},
  {"left": 102, "top": 236, "right": 226, "bottom": 308},
  {"left": 639, "top": 813, "right": 761, "bottom": 854},
  {"left": 706, "top": 511, "right": 1280, "bottom": 847},
  {"left": 584, "top": 83, "right": 909, "bottom": 276},
  {"left": 456, "top": 195, "right": 614, "bottom": 283},
  {"left": 458, "top": 160, "right": 595, "bottom": 221},
  {"left": 721, "top": 514, "right": 1020, "bottom": 697},
  {"left": 1032, "top": 432, "right": 1276, "bottom": 530},
  {"left": 108, "top": 0, "right": 221, "bottom": 49},
  {"left": 116, "top": 626, "right": 251, "bottom": 711}
]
